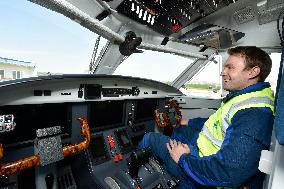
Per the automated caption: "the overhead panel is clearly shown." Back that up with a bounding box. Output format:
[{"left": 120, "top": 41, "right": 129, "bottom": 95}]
[
  {"left": 116, "top": 0, "right": 239, "bottom": 36},
  {"left": 178, "top": 23, "right": 245, "bottom": 49}
]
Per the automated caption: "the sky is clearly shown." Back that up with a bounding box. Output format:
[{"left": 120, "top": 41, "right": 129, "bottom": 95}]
[
  {"left": 0, "top": 0, "right": 97, "bottom": 73},
  {"left": 0, "top": 0, "right": 281, "bottom": 86},
  {"left": 0, "top": 0, "right": 193, "bottom": 82}
]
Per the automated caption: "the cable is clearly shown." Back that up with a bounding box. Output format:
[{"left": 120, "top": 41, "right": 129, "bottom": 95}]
[{"left": 89, "top": 35, "right": 101, "bottom": 73}]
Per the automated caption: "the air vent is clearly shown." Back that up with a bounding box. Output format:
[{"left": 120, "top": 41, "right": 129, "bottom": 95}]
[
  {"left": 258, "top": 2, "right": 284, "bottom": 24},
  {"left": 57, "top": 166, "right": 76, "bottom": 189},
  {"left": 33, "top": 90, "right": 52, "bottom": 96},
  {"left": 34, "top": 90, "right": 43, "bottom": 96},
  {"left": 233, "top": 6, "right": 256, "bottom": 24},
  {"left": 44, "top": 90, "right": 51, "bottom": 96},
  {"left": 267, "top": 0, "right": 284, "bottom": 7}
]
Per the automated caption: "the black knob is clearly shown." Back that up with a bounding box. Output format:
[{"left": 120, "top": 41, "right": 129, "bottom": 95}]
[{"left": 45, "top": 174, "right": 54, "bottom": 189}]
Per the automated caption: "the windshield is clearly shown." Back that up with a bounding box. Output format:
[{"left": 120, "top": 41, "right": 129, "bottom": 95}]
[
  {"left": 0, "top": 0, "right": 98, "bottom": 80},
  {"left": 1, "top": 1, "right": 280, "bottom": 91},
  {"left": 0, "top": 1, "right": 192, "bottom": 84},
  {"left": 114, "top": 51, "right": 194, "bottom": 83}
]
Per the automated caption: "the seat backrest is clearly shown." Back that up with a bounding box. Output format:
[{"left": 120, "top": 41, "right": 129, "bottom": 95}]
[{"left": 260, "top": 61, "right": 284, "bottom": 189}]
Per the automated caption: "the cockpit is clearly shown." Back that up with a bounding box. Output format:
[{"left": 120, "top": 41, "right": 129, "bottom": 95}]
[{"left": 1, "top": 0, "right": 284, "bottom": 189}]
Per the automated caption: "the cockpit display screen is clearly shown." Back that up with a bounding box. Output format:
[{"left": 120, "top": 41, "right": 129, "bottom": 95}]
[
  {"left": 134, "top": 99, "right": 157, "bottom": 123},
  {"left": 89, "top": 100, "right": 124, "bottom": 131},
  {"left": 89, "top": 134, "right": 109, "bottom": 163},
  {"left": 0, "top": 103, "right": 71, "bottom": 146}
]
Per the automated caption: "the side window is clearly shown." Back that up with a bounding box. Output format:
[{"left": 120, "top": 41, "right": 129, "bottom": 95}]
[
  {"left": 180, "top": 53, "right": 281, "bottom": 99},
  {"left": 180, "top": 55, "right": 223, "bottom": 99},
  {"left": 12, "top": 71, "right": 22, "bottom": 79},
  {"left": 0, "top": 70, "right": 4, "bottom": 80},
  {"left": 267, "top": 53, "right": 281, "bottom": 92}
]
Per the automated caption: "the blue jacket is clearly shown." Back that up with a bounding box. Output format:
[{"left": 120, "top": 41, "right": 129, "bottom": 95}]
[{"left": 173, "top": 82, "right": 274, "bottom": 188}]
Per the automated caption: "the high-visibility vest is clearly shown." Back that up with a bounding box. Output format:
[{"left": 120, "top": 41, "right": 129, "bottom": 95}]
[{"left": 197, "top": 87, "right": 275, "bottom": 157}]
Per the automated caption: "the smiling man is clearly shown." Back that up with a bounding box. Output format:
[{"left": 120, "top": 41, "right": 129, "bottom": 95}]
[{"left": 138, "top": 46, "right": 275, "bottom": 189}]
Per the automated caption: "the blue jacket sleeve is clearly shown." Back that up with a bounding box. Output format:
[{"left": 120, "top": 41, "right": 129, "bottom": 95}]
[
  {"left": 188, "top": 117, "right": 207, "bottom": 131},
  {"left": 171, "top": 117, "right": 206, "bottom": 146},
  {"left": 177, "top": 107, "right": 274, "bottom": 188}
]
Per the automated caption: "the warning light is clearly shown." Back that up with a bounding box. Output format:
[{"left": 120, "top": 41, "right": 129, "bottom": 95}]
[{"left": 171, "top": 23, "right": 182, "bottom": 33}]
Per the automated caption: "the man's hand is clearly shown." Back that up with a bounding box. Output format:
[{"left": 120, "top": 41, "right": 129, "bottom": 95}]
[{"left": 166, "top": 139, "right": 190, "bottom": 163}]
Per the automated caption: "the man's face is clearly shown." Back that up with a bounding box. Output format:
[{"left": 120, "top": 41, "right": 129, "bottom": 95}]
[{"left": 221, "top": 55, "right": 253, "bottom": 91}]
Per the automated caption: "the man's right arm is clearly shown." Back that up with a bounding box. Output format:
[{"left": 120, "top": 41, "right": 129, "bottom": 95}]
[{"left": 171, "top": 117, "right": 206, "bottom": 145}]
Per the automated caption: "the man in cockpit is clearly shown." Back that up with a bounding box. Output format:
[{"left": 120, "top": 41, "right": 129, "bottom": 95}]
[{"left": 138, "top": 46, "right": 275, "bottom": 189}]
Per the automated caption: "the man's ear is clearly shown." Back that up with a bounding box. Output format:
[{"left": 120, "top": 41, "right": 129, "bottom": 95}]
[{"left": 249, "top": 66, "right": 260, "bottom": 79}]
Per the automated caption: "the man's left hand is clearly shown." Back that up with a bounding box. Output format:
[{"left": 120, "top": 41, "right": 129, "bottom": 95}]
[{"left": 166, "top": 139, "right": 190, "bottom": 163}]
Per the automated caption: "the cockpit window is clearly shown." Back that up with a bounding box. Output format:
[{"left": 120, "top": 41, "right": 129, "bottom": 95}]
[
  {"left": 114, "top": 50, "right": 194, "bottom": 83},
  {"left": 181, "top": 53, "right": 281, "bottom": 99},
  {"left": 180, "top": 53, "right": 281, "bottom": 99},
  {"left": 0, "top": 1, "right": 99, "bottom": 82},
  {"left": 0, "top": 1, "right": 191, "bottom": 84},
  {"left": 181, "top": 55, "right": 223, "bottom": 99},
  {"left": 267, "top": 53, "right": 281, "bottom": 92}
]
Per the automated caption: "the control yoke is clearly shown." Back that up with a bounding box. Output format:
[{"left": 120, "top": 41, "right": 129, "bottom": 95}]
[{"left": 154, "top": 100, "right": 182, "bottom": 131}]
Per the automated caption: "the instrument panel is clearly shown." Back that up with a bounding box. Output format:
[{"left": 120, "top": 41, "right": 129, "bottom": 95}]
[{"left": 0, "top": 75, "right": 182, "bottom": 189}]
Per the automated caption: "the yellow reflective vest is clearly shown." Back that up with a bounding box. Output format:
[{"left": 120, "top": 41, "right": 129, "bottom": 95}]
[{"left": 197, "top": 87, "right": 275, "bottom": 157}]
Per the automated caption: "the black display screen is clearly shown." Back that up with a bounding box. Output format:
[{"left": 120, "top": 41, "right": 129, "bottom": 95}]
[
  {"left": 89, "top": 135, "right": 109, "bottom": 163},
  {"left": 134, "top": 99, "right": 157, "bottom": 123},
  {"left": 84, "top": 84, "right": 101, "bottom": 99},
  {"left": 0, "top": 103, "right": 71, "bottom": 146},
  {"left": 89, "top": 100, "right": 124, "bottom": 131}
]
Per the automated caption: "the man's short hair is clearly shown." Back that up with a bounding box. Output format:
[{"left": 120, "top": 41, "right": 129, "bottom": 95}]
[{"left": 228, "top": 46, "right": 272, "bottom": 82}]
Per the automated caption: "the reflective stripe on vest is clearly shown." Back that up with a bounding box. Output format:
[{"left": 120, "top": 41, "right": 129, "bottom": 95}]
[
  {"left": 203, "top": 96, "right": 273, "bottom": 148},
  {"left": 201, "top": 123, "right": 223, "bottom": 147},
  {"left": 221, "top": 96, "right": 274, "bottom": 138}
]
